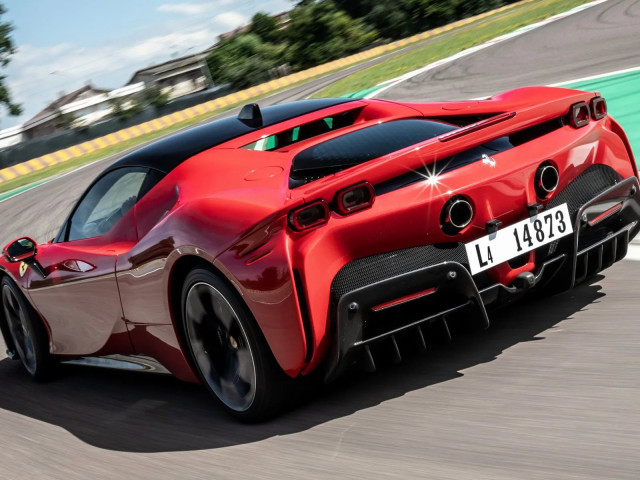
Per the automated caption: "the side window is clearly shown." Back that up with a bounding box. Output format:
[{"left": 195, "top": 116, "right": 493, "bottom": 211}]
[{"left": 67, "top": 168, "right": 148, "bottom": 242}]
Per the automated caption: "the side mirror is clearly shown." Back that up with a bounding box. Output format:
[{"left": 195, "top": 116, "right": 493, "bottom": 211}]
[
  {"left": 3, "top": 237, "right": 37, "bottom": 263},
  {"left": 2, "top": 237, "right": 45, "bottom": 278}
]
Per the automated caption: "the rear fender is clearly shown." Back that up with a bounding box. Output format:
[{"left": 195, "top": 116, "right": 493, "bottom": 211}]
[
  {"left": 608, "top": 116, "right": 638, "bottom": 178},
  {"left": 139, "top": 201, "right": 309, "bottom": 378},
  {"left": 407, "top": 86, "right": 596, "bottom": 117},
  {"left": 211, "top": 217, "right": 309, "bottom": 378}
]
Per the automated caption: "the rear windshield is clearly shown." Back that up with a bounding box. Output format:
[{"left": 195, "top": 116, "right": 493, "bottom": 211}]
[
  {"left": 290, "top": 119, "right": 456, "bottom": 187},
  {"left": 242, "top": 110, "right": 359, "bottom": 152}
]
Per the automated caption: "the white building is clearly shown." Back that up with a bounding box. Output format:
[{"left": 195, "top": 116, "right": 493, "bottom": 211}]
[
  {"left": 21, "top": 83, "right": 144, "bottom": 140},
  {"left": 0, "top": 124, "right": 25, "bottom": 150},
  {"left": 127, "top": 50, "right": 214, "bottom": 100}
]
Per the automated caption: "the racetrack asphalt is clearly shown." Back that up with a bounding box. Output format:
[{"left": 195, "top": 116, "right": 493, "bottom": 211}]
[
  {"left": 1, "top": 1, "right": 640, "bottom": 478},
  {"left": 380, "top": 0, "right": 640, "bottom": 102}
]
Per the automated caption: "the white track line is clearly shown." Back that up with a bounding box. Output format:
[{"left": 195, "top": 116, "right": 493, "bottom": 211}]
[
  {"left": 367, "top": 0, "right": 609, "bottom": 99},
  {"left": 626, "top": 244, "right": 640, "bottom": 261},
  {"left": 550, "top": 65, "right": 640, "bottom": 87}
]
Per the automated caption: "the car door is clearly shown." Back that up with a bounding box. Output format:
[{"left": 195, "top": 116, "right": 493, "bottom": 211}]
[{"left": 27, "top": 167, "right": 152, "bottom": 356}]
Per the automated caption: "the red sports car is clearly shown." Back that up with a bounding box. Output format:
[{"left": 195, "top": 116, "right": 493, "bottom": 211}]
[{"left": 1, "top": 89, "right": 639, "bottom": 420}]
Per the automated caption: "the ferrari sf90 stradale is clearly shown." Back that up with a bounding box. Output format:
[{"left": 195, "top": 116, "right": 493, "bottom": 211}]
[{"left": 2, "top": 89, "right": 638, "bottom": 419}]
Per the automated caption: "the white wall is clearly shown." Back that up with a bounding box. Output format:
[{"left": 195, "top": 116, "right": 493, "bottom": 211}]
[{"left": 0, "top": 125, "right": 25, "bottom": 149}]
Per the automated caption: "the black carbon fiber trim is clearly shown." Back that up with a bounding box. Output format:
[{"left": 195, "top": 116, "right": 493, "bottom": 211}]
[
  {"left": 331, "top": 243, "right": 467, "bottom": 300},
  {"left": 547, "top": 164, "right": 620, "bottom": 217}
]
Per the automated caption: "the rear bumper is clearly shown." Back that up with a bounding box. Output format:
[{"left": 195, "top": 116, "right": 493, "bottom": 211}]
[{"left": 325, "top": 173, "right": 640, "bottom": 381}]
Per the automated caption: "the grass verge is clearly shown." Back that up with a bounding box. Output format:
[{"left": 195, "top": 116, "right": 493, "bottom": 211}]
[{"left": 313, "top": 0, "right": 593, "bottom": 98}]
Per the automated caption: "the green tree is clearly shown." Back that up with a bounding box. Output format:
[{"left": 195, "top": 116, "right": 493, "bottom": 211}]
[
  {"left": 142, "top": 83, "right": 170, "bottom": 108},
  {"left": 0, "top": 2, "right": 22, "bottom": 115},
  {"left": 401, "top": 0, "right": 456, "bottom": 32},
  {"left": 364, "top": 3, "right": 410, "bottom": 40},
  {"left": 206, "top": 33, "right": 287, "bottom": 89},
  {"left": 54, "top": 108, "right": 77, "bottom": 130},
  {"left": 335, "top": 0, "right": 505, "bottom": 38},
  {"left": 286, "top": 1, "right": 378, "bottom": 70},
  {"left": 453, "top": 0, "right": 503, "bottom": 18},
  {"left": 251, "top": 12, "right": 281, "bottom": 43},
  {"left": 109, "top": 96, "right": 142, "bottom": 120},
  {"left": 331, "top": 0, "right": 376, "bottom": 19}
]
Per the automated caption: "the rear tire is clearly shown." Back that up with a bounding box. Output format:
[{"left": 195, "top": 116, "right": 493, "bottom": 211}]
[
  {"left": 181, "top": 268, "right": 293, "bottom": 421},
  {"left": 1, "top": 277, "right": 54, "bottom": 381}
]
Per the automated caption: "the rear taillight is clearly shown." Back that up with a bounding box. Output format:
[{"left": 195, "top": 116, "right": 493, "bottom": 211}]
[
  {"left": 590, "top": 97, "right": 607, "bottom": 120},
  {"left": 570, "top": 101, "right": 590, "bottom": 128},
  {"left": 288, "top": 200, "right": 330, "bottom": 231},
  {"left": 288, "top": 182, "right": 376, "bottom": 232},
  {"left": 334, "top": 182, "right": 375, "bottom": 215}
]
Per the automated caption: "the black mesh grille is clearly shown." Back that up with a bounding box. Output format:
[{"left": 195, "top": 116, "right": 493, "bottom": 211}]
[
  {"left": 331, "top": 243, "right": 467, "bottom": 300},
  {"left": 547, "top": 164, "right": 619, "bottom": 217}
]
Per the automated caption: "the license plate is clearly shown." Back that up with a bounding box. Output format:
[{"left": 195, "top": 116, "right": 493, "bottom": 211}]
[{"left": 465, "top": 203, "right": 573, "bottom": 275}]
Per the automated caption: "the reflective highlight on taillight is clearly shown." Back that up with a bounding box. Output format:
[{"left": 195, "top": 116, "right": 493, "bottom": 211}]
[
  {"left": 288, "top": 200, "right": 330, "bottom": 231},
  {"left": 570, "top": 101, "right": 590, "bottom": 128},
  {"left": 590, "top": 97, "right": 607, "bottom": 120},
  {"left": 334, "top": 182, "right": 375, "bottom": 215}
]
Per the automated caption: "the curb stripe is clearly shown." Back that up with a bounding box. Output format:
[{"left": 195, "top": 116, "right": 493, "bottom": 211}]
[
  {"left": 7, "top": 166, "right": 22, "bottom": 178},
  {"left": 129, "top": 125, "right": 143, "bottom": 137},
  {"left": 56, "top": 151, "right": 70, "bottom": 162},
  {"left": 1, "top": 169, "right": 17, "bottom": 180},
  {"left": 41, "top": 154, "right": 58, "bottom": 166},
  {"left": 14, "top": 163, "right": 32, "bottom": 175},
  {"left": 69, "top": 145, "right": 84, "bottom": 157},
  {"left": 26, "top": 158, "right": 46, "bottom": 171}
]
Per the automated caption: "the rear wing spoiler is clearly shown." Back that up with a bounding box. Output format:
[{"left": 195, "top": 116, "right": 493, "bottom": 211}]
[
  {"left": 405, "top": 86, "right": 599, "bottom": 119},
  {"left": 297, "top": 87, "right": 603, "bottom": 200}
]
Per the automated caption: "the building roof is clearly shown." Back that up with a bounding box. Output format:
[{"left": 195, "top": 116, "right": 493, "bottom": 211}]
[
  {"left": 24, "top": 84, "right": 109, "bottom": 130},
  {"left": 127, "top": 48, "right": 215, "bottom": 85}
]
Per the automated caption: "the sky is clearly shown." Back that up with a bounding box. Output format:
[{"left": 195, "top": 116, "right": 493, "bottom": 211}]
[{"left": 0, "top": 0, "right": 292, "bottom": 129}]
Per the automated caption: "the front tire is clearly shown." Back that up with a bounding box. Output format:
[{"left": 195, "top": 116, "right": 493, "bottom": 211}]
[
  {"left": 1, "top": 277, "right": 54, "bottom": 381},
  {"left": 181, "top": 268, "right": 292, "bottom": 421}
]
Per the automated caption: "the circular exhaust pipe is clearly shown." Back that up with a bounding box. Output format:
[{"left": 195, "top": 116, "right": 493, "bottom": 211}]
[
  {"left": 535, "top": 163, "right": 559, "bottom": 198},
  {"left": 448, "top": 198, "right": 474, "bottom": 229}
]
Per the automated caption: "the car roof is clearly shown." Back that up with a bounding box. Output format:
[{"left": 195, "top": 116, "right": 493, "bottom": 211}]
[{"left": 105, "top": 98, "right": 357, "bottom": 175}]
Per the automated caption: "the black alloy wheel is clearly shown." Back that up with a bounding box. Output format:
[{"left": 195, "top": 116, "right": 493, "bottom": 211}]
[
  {"left": 1, "top": 277, "right": 53, "bottom": 380},
  {"left": 181, "top": 268, "right": 292, "bottom": 421}
]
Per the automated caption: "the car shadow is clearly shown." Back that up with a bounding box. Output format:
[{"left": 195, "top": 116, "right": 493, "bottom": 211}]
[{"left": 0, "top": 278, "right": 605, "bottom": 453}]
